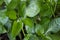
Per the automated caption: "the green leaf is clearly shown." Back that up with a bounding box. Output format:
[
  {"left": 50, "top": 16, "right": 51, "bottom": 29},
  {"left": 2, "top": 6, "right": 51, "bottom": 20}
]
[
  {"left": 38, "top": 0, "right": 57, "bottom": 17},
  {"left": 24, "top": 34, "right": 39, "bottom": 40},
  {"left": 40, "top": 17, "right": 50, "bottom": 32},
  {"left": 49, "top": 33, "right": 60, "bottom": 40},
  {"left": 7, "top": 0, "right": 20, "bottom": 10},
  {"left": 39, "top": 3, "right": 53, "bottom": 17},
  {"left": 4, "top": 0, "right": 11, "bottom": 5},
  {"left": 5, "top": 20, "right": 12, "bottom": 31},
  {"left": 0, "top": 0, "right": 3, "bottom": 5},
  {"left": 23, "top": 18, "right": 34, "bottom": 27},
  {"left": 18, "top": 1, "right": 26, "bottom": 17},
  {"left": 10, "top": 20, "right": 23, "bottom": 38},
  {"left": 35, "top": 24, "right": 44, "bottom": 35},
  {"left": 0, "top": 9, "right": 8, "bottom": 25},
  {"left": 24, "top": 34, "right": 31, "bottom": 40},
  {"left": 58, "top": 0, "right": 60, "bottom": 4},
  {"left": 29, "top": 35, "right": 39, "bottom": 40},
  {"left": 23, "top": 18, "right": 34, "bottom": 33},
  {"left": 40, "top": 17, "right": 50, "bottom": 25},
  {"left": 0, "top": 24, "right": 7, "bottom": 34},
  {"left": 25, "top": 25, "right": 35, "bottom": 33},
  {"left": 46, "top": 18, "right": 60, "bottom": 34},
  {"left": 6, "top": 10, "right": 17, "bottom": 20},
  {"left": 25, "top": 0, "right": 40, "bottom": 17}
]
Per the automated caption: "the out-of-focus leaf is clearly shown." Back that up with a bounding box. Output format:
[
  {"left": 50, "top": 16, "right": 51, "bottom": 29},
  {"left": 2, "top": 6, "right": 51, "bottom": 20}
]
[
  {"left": 4, "top": 0, "right": 11, "bottom": 5},
  {"left": 38, "top": 0, "right": 58, "bottom": 17},
  {"left": 40, "top": 17, "right": 50, "bottom": 32},
  {"left": 40, "top": 17, "right": 50, "bottom": 25},
  {"left": 23, "top": 18, "right": 34, "bottom": 27},
  {"left": 18, "top": 1, "right": 26, "bottom": 17},
  {"left": 0, "top": 9, "right": 8, "bottom": 25},
  {"left": 49, "top": 33, "right": 60, "bottom": 40},
  {"left": 0, "top": 0, "right": 3, "bottom": 5},
  {"left": 58, "top": 0, "right": 60, "bottom": 4},
  {"left": 10, "top": 20, "right": 23, "bottom": 38},
  {"left": 24, "top": 34, "right": 31, "bottom": 40},
  {"left": 25, "top": 0, "right": 40, "bottom": 17},
  {"left": 0, "top": 24, "right": 7, "bottom": 34},
  {"left": 46, "top": 18, "right": 60, "bottom": 34},
  {"left": 5, "top": 20, "right": 12, "bottom": 31},
  {"left": 23, "top": 18, "right": 34, "bottom": 33},
  {"left": 39, "top": 3, "right": 53, "bottom": 17},
  {"left": 6, "top": 10, "right": 17, "bottom": 20},
  {"left": 7, "top": 0, "right": 20, "bottom": 10},
  {"left": 29, "top": 35, "right": 39, "bottom": 40},
  {"left": 25, "top": 25, "right": 35, "bottom": 33},
  {"left": 35, "top": 24, "right": 44, "bottom": 35},
  {"left": 24, "top": 34, "right": 39, "bottom": 40}
]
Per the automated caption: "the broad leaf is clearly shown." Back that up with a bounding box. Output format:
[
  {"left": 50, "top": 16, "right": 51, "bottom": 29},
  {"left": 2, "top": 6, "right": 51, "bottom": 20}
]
[
  {"left": 0, "top": 0, "right": 3, "bottom": 5},
  {"left": 0, "top": 24, "right": 7, "bottom": 34},
  {"left": 35, "top": 24, "right": 51, "bottom": 40},
  {"left": 7, "top": 0, "right": 20, "bottom": 10},
  {"left": 39, "top": 3, "right": 53, "bottom": 17},
  {"left": 25, "top": 0, "right": 40, "bottom": 17},
  {"left": 46, "top": 18, "right": 60, "bottom": 34},
  {"left": 35, "top": 24, "right": 44, "bottom": 35},
  {"left": 6, "top": 10, "right": 17, "bottom": 20},
  {"left": 4, "top": 0, "right": 11, "bottom": 5},
  {"left": 5, "top": 20, "right": 12, "bottom": 31},
  {"left": 18, "top": 1, "right": 26, "bottom": 17},
  {"left": 24, "top": 34, "right": 39, "bottom": 40},
  {"left": 23, "top": 18, "right": 34, "bottom": 27},
  {"left": 10, "top": 20, "right": 23, "bottom": 39},
  {"left": 0, "top": 9, "right": 8, "bottom": 25},
  {"left": 38, "top": 0, "right": 57, "bottom": 17},
  {"left": 25, "top": 25, "right": 35, "bottom": 33}
]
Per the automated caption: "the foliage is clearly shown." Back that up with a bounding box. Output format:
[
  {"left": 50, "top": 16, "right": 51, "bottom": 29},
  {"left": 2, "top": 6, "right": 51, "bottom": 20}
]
[{"left": 0, "top": 0, "right": 60, "bottom": 40}]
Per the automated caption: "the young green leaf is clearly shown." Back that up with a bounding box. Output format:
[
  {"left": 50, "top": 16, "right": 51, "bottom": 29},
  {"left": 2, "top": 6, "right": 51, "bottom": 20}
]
[
  {"left": 7, "top": 0, "right": 20, "bottom": 10},
  {"left": 35, "top": 24, "right": 44, "bottom": 35},
  {"left": 24, "top": 34, "right": 39, "bottom": 40},
  {"left": 6, "top": 10, "right": 17, "bottom": 20},
  {"left": 18, "top": 1, "right": 26, "bottom": 17},
  {"left": 0, "top": 24, "right": 7, "bottom": 34},
  {"left": 0, "top": 0, "right": 3, "bottom": 5},
  {"left": 0, "top": 0, "right": 4, "bottom": 5},
  {"left": 10, "top": 20, "right": 23, "bottom": 38},
  {"left": 23, "top": 18, "right": 34, "bottom": 27}
]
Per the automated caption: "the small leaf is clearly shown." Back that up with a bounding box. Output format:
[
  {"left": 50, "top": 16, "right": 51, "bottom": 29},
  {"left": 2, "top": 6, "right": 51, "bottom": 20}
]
[
  {"left": 24, "top": 34, "right": 39, "bottom": 40},
  {"left": 7, "top": 0, "right": 20, "bottom": 10},
  {"left": 35, "top": 24, "right": 44, "bottom": 35},
  {"left": 25, "top": 0, "right": 40, "bottom": 17},
  {"left": 5, "top": 20, "right": 12, "bottom": 31},
  {"left": 0, "top": 24, "right": 7, "bottom": 34},
  {"left": 6, "top": 10, "right": 17, "bottom": 20},
  {"left": 18, "top": 1, "right": 26, "bottom": 17},
  {"left": 24, "top": 34, "right": 31, "bottom": 40},
  {"left": 25, "top": 25, "right": 35, "bottom": 33},
  {"left": 23, "top": 18, "right": 34, "bottom": 27},
  {"left": 0, "top": 9, "right": 8, "bottom": 25},
  {"left": 39, "top": 3, "right": 53, "bottom": 17},
  {"left": 10, "top": 20, "right": 23, "bottom": 38}
]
